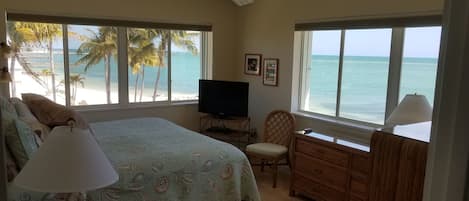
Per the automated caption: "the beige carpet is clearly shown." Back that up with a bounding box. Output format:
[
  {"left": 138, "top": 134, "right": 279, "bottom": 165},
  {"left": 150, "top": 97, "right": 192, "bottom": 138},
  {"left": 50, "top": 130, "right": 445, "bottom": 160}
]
[{"left": 252, "top": 165, "right": 312, "bottom": 201}]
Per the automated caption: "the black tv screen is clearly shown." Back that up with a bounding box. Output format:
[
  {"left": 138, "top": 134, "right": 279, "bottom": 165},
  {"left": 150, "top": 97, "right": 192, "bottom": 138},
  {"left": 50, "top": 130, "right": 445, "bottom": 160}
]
[{"left": 198, "top": 80, "right": 249, "bottom": 117}]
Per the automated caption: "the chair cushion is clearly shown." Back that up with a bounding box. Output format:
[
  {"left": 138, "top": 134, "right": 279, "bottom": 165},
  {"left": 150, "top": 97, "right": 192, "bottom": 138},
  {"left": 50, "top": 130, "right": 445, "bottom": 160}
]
[{"left": 246, "top": 143, "right": 288, "bottom": 158}]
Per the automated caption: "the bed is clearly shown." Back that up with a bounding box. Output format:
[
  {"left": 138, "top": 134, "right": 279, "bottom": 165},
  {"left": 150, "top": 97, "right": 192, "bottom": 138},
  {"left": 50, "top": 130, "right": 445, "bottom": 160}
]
[{"left": 7, "top": 117, "right": 261, "bottom": 201}]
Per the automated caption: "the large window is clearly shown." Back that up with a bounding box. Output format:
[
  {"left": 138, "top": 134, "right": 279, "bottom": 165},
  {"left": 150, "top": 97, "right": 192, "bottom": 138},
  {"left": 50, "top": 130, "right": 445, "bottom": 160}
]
[
  {"left": 307, "top": 30, "right": 341, "bottom": 116},
  {"left": 171, "top": 31, "right": 201, "bottom": 101},
  {"left": 400, "top": 26, "right": 441, "bottom": 104},
  {"left": 69, "top": 25, "right": 119, "bottom": 105},
  {"left": 6, "top": 15, "right": 211, "bottom": 107},
  {"left": 298, "top": 24, "right": 441, "bottom": 125},
  {"left": 340, "top": 29, "right": 392, "bottom": 123},
  {"left": 7, "top": 21, "right": 67, "bottom": 105},
  {"left": 127, "top": 28, "right": 169, "bottom": 103}
]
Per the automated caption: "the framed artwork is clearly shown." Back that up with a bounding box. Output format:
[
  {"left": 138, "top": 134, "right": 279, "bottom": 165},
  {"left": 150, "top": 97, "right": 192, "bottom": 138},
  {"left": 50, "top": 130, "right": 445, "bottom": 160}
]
[
  {"left": 244, "top": 54, "right": 262, "bottom": 75},
  {"left": 263, "top": 58, "right": 279, "bottom": 86}
]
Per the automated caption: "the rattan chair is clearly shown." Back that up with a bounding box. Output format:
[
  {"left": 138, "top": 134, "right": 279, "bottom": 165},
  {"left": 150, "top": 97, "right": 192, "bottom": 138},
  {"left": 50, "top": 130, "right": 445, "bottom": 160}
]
[{"left": 246, "top": 110, "right": 296, "bottom": 188}]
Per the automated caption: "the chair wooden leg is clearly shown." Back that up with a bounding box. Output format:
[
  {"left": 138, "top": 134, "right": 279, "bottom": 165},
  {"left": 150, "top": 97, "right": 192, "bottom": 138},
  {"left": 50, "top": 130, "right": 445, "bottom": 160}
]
[
  {"left": 272, "top": 160, "right": 278, "bottom": 188},
  {"left": 261, "top": 160, "right": 265, "bottom": 172}
]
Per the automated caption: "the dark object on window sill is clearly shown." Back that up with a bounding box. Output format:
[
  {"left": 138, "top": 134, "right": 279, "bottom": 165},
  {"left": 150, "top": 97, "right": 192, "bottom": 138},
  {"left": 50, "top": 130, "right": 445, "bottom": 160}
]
[{"left": 303, "top": 128, "right": 313, "bottom": 134}]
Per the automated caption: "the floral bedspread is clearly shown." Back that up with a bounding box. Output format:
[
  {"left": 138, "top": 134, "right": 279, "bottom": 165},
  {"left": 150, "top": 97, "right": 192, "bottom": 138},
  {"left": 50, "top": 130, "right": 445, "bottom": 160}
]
[{"left": 8, "top": 118, "right": 261, "bottom": 201}]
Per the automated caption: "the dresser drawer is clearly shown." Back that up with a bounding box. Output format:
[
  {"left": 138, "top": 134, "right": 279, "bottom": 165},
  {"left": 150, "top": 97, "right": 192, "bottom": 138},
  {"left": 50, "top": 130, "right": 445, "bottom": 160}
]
[
  {"left": 296, "top": 138, "right": 349, "bottom": 167},
  {"left": 351, "top": 154, "right": 370, "bottom": 174},
  {"left": 350, "top": 175, "right": 368, "bottom": 200},
  {"left": 295, "top": 153, "right": 348, "bottom": 190},
  {"left": 293, "top": 174, "right": 346, "bottom": 201},
  {"left": 350, "top": 195, "right": 368, "bottom": 201}
]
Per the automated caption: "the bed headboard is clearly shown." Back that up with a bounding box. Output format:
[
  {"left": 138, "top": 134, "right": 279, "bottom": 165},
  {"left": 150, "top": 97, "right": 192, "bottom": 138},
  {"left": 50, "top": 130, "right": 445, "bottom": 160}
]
[{"left": 0, "top": 108, "right": 7, "bottom": 201}]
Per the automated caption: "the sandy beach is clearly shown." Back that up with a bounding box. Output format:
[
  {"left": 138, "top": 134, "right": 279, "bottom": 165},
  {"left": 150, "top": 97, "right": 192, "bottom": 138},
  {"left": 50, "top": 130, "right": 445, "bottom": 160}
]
[{"left": 10, "top": 59, "right": 198, "bottom": 105}]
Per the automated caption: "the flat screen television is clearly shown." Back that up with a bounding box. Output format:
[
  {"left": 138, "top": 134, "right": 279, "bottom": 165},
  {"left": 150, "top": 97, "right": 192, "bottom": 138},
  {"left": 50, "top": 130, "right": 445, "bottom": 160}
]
[{"left": 198, "top": 79, "right": 249, "bottom": 118}]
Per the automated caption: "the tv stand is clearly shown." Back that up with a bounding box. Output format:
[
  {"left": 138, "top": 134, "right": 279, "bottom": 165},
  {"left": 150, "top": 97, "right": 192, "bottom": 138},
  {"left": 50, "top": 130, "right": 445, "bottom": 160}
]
[
  {"left": 199, "top": 115, "right": 254, "bottom": 150},
  {"left": 206, "top": 127, "right": 235, "bottom": 133},
  {"left": 211, "top": 114, "right": 235, "bottom": 120}
]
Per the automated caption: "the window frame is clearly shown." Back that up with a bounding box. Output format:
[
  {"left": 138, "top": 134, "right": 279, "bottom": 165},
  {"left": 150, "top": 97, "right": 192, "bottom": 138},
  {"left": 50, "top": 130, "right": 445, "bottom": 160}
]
[
  {"left": 297, "top": 25, "right": 441, "bottom": 127},
  {"left": 6, "top": 14, "right": 213, "bottom": 109}
]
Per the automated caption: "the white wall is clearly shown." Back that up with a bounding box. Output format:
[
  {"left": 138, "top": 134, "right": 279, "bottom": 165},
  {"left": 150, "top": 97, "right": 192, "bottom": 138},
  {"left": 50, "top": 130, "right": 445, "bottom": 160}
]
[
  {"left": 235, "top": 0, "right": 444, "bottom": 141},
  {"left": 424, "top": 0, "right": 469, "bottom": 199},
  {"left": 0, "top": 0, "right": 239, "bottom": 129}
]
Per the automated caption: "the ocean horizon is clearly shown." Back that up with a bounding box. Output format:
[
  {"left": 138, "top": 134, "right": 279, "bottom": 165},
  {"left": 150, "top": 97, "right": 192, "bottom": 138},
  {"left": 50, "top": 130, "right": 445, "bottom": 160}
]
[
  {"left": 12, "top": 52, "right": 437, "bottom": 123},
  {"left": 308, "top": 54, "right": 437, "bottom": 124},
  {"left": 16, "top": 51, "right": 201, "bottom": 99}
]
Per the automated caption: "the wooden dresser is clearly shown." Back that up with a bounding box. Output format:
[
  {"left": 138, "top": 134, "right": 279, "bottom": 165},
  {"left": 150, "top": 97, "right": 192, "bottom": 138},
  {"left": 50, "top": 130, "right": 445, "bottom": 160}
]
[
  {"left": 290, "top": 132, "right": 371, "bottom": 201},
  {"left": 290, "top": 122, "right": 430, "bottom": 201}
]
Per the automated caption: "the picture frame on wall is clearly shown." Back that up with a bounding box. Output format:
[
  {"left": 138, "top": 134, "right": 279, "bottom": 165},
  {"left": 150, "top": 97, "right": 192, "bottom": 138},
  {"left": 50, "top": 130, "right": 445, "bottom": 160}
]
[
  {"left": 244, "top": 54, "right": 262, "bottom": 75},
  {"left": 263, "top": 58, "right": 279, "bottom": 86}
]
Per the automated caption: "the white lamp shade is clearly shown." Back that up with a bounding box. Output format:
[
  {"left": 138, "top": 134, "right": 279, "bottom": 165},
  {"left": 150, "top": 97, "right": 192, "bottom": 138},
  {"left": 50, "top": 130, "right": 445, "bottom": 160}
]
[
  {"left": 385, "top": 94, "right": 433, "bottom": 126},
  {"left": 14, "top": 126, "right": 118, "bottom": 193}
]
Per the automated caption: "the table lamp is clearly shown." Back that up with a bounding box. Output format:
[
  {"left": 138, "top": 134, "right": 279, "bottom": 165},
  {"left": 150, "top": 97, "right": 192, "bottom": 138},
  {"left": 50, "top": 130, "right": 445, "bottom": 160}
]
[
  {"left": 385, "top": 94, "right": 433, "bottom": 127},
  {"left": 14, "top": 125, "right": 119, "bottom": 200}
]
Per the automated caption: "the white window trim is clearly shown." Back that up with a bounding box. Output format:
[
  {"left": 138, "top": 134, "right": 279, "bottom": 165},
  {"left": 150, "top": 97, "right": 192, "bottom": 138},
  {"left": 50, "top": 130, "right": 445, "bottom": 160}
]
[
  {"left": 117, "top": 27, "right": 130, "bottom": 106},
  {"left": 7, "top": 19, "right": 212, "bottom": 109},
  {"left": 295, "top": 26, "right": 438, "bottom": 127},
  {"left": 385, "top": 28, "right": 405, "bottom": 118},
  {"left": 62, "top": 25, "right": 72, "bottom": 106}
]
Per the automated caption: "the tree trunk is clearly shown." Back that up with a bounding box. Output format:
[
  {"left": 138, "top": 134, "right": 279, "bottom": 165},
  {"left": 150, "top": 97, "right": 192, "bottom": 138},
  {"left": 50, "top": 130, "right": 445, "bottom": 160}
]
[
  {"left": 105, "top": 54, "right": 111, "bottom": 104},
  {"left": 71, "top": 82, "right": 76, "bottom": 105},
  {"left": 49, "top": 40, "right": 57, "bottom": 101},
  {"left": 139, "top": 65, "right": 145, "bottom": 102},
  {"left": 9, "top": 55, "right": 16, "bottom": 97},
  {"left": 152, "top": 67, "right": 162, "bottom": 101},
  {"left": 134, "top": 72, "right": 140, "bottom": 102}
]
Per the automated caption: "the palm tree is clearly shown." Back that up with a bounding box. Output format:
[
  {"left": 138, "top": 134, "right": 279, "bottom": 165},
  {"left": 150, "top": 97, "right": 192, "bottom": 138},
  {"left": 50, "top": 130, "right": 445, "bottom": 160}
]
[
  {"left": 128, "top": 28, "right": 161, "bottom": 102},
  {"left": 75, "top": 27, "right": 117, "bottom": 104},
  {"left": 15, "top": 22, "right": 62, "bottom": 101},
  {"left": 6, "top": 22, "right": 50, "bottom": 96},
  {"left": 69, "top": 74, "right": 85, "bottom": 105},
  {"left": 151, "top": 31, "right": 198, "bottom": 101}
]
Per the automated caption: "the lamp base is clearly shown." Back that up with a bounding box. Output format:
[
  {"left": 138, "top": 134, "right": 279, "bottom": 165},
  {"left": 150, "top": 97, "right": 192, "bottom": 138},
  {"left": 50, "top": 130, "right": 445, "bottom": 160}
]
[{"left": 54, "top": 192, "right": 87, "bottom": 201}]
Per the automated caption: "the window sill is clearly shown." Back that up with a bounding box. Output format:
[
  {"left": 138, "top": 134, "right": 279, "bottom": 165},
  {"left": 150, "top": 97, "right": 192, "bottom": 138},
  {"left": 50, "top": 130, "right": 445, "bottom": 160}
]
[
  {"left": 292, "top": 110, "right": 377, "bottom": 144},
  {"left": 73, "top": 101, "right": 198, "bottom": 113},
  {"left": 293, "top": 111, "right": 378, "bottom": 129}
]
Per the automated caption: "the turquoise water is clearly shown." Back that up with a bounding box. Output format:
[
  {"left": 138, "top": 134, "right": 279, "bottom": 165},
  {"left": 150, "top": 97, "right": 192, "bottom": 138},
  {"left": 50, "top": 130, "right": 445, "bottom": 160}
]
[
  {"left": 19, "top": 51, "right": 200, "bottom": 98},
  {"left": 308, "top": 55, "right": 437, "bottom": 124},
  {"left": 17, "top": 52, "right": 437, "bottom": 124}
]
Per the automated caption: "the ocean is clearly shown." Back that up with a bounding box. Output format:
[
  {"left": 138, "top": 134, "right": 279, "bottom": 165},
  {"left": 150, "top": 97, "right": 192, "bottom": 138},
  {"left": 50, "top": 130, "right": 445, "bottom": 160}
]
[
  {"left": 309, "top": 55, "right": 437, "bottom": 124},
  {"left": 18, "top": 51, "right": 201, "bottom": 101},
  {"left": 15, "top": 52, "right": 437, "bottom": 124}
]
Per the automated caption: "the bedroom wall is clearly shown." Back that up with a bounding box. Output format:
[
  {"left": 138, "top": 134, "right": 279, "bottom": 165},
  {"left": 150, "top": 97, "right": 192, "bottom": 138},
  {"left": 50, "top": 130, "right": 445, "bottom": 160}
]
[
  {"left": 235, "top": 0, "right": 444, "bottom": 142},
  {"left": 0, "top": 0, "right": 238, "bottom": 130}
]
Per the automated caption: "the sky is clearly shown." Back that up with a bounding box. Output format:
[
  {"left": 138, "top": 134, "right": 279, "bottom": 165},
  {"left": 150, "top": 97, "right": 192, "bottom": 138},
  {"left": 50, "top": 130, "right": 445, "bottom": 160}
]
[
  {"left": 51, "top": 25, "right": 201, "bottom": 52},
  {"left": 19, "top": 22, "right": 441, "bottom": 58},
  {"left": 311, "top": 26, "right": 442, "bottom": 58}
]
